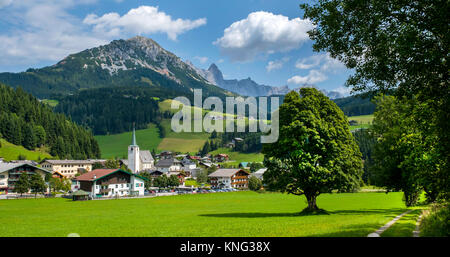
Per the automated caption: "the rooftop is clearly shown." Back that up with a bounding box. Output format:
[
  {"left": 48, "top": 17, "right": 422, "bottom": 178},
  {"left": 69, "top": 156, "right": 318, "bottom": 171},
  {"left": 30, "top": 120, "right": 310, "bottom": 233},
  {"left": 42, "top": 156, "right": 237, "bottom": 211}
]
[
  {"left": 208, "top": 169, "right": 248, "bottom": 178},
  {"left": 43, "top": 160, "right": 95, "bottom": 165}
]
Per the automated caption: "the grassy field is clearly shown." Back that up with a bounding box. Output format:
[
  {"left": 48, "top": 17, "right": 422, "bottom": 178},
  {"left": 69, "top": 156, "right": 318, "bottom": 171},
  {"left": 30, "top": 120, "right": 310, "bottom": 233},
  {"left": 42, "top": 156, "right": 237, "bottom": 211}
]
[
  {"left": 0, "top": 139, "right": 52, "bottom": 161},
  {"left": 95, "top": 124, "right": 162, "bottom": 159},
  {"left": 0, "top": 191, "right": 410, "bottom": 237},
  {"left": 184, "top": 179, "right": 210, "bottom": 188},
  {"left": 210, "top": 148, "right": 264, "bottom": 167},
  {"left": 348, "top": 114, "right": 374, "bottom": 130},
  {"left": 41, "top": 99, "right": 59, "bottom": 107}
]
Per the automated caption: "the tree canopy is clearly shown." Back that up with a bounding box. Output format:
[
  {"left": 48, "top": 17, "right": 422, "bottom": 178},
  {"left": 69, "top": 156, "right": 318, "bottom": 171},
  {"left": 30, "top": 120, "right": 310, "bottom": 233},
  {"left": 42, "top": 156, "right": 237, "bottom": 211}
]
[{"left": 262, "top": 88, "right": 363, "bottom": 211}]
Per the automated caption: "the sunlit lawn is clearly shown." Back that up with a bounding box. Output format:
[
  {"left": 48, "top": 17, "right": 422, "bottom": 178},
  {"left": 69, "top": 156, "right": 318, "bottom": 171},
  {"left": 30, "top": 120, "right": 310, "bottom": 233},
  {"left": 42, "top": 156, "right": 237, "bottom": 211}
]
[{"left": 0, "top": 191, "right": 409, "bottom": 237}]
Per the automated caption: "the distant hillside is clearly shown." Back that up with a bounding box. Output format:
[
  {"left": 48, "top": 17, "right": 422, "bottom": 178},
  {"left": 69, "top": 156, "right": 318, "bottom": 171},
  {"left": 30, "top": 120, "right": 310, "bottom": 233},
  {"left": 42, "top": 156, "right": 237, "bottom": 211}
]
[
  {"left": 0, "top": 84, "right": 100, "bottom": 159},
  {"left": 0, "top": 36, "right": 234, "bottom": 99},
  {"left": 54, "top": 87, "right": 165, "bottom": 135},
  {"left": 0, "top": 138, "right": 52, "bottom": 161},
  {"left": 333, "top": 95, "right": 375, "bottom": 116}
]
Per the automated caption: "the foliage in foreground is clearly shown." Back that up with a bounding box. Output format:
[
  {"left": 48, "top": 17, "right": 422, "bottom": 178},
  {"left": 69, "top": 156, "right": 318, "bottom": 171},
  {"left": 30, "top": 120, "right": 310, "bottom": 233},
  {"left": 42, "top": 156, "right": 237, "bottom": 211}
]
[
  {"left": 370, "top": 95, "right": 447, "bottom": 206},
  {"left": 420, "top": 203, "right": 450, "bottom": 237},
  {"left": 301, "top": 0, "right": 449, "bottom": 204}
]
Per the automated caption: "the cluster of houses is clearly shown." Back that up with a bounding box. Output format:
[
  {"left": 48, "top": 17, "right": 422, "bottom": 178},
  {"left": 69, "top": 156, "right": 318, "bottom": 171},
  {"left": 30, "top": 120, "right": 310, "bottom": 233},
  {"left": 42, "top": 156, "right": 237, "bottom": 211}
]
[{"left": 0, "top": 128, "right": 266, "bottom": 199}]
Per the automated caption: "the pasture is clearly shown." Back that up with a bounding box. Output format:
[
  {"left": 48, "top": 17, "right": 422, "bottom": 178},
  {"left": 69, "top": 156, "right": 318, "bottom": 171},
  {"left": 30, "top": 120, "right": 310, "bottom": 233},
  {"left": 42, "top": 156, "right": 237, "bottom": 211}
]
[{"left": 0, "top": 191, "right": 412, "bottom": 237}]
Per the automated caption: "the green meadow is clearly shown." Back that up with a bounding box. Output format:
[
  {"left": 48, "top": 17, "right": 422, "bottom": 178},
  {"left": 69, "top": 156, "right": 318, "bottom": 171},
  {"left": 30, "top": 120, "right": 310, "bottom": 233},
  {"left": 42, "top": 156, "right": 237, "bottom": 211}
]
[
  {"left": 0, "top": 191, "right": 413, "bottom": 237},
  {"left": 94, "top": 124, "right": 162, "bottom": 159},
  {"left": 210, "top": 148, "right": 264, "bottom": 167},
  {"left": 348, "top": 114, "right": 374, "bottom": 130}
]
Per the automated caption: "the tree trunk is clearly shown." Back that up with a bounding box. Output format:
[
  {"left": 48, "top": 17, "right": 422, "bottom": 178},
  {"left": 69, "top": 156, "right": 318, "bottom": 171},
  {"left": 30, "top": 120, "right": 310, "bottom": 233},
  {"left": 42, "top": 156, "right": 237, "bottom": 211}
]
[{"left": 305, "top": 193, "right": 319, "bottom": 211}]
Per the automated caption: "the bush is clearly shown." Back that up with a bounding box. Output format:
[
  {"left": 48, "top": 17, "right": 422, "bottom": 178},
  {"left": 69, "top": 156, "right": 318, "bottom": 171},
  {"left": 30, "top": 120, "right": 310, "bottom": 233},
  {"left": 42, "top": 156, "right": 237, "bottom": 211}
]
[
  {"left": 248, "top": 176, "right": 262, "bottom": 191},
  {"left": 420, "top": 203, "right": 450, "bottom": 237}
]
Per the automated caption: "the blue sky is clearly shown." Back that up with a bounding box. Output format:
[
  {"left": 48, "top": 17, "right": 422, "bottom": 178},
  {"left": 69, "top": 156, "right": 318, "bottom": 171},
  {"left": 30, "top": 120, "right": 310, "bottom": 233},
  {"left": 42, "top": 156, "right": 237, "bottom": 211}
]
[{"left": 0, "top": 0, "right": 353, "bottom": 94}]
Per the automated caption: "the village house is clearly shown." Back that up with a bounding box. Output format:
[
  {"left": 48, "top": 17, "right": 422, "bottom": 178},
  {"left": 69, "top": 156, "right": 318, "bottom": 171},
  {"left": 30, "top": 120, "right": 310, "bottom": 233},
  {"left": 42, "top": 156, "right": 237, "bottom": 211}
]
[
  {"left": 159, "top": 151, "right": 173, "bottom": 160},
  {"left": 181, "top": 157, "right": 197, "bottom": 170},
  {"left": 239, "top": 162, "right": 250, "bottom": 169},
  {"left": 75, "top": 169, "right": 148, "bottom": 197},
  {"left": 249, "top": 168, "right": 267, "bottom": 180},
  {"left": 208, "top": 169, "right": 250, "bottom": 189},
  {"left": 188, "top": 156, "right": 201, "bottom": 161},
  {"left": 167, "top": 171, "right": 187, "bottom": 184},
  {"left": 40, "top": 160, "right": 95, "bottom": 178},
  {"left": 146, "top": 170, "right": 164, "bottom": 178},
  {"left": 214, "top": 154, "right": 229, "bottom": 162},
  {"left": 155, "top": 158, "right": 182, "bottom": 173},
  {"left": 198, "top": 161, "right": 215, "bottom": 169},
  {"left": 0, "top": 161, "right": 52, "bottom": 194},
  {"left": 52, "top": 171, "right": 66, "bottom": 179}
]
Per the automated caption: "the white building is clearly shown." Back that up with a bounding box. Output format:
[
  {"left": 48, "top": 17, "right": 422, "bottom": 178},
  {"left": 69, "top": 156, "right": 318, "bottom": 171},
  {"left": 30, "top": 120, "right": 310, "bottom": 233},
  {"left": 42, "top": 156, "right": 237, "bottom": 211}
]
[
  {"left": 75, "top": 168, "right": 147, "bottom": 197},
  {"left": 125, "top": 126, "right": 154, "bottom": 173},
  {"left": 40, "top": 160, "right": 95, "bottom": 178},
  {"left": 155, "top": 158, "right": 182, "bottom": 173}
]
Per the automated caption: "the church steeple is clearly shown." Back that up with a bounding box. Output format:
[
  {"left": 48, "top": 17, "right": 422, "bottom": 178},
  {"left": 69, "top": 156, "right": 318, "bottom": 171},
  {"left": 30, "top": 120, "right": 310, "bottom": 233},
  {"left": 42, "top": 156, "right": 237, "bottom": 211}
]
[
  {"left": 128, "top": 123, "right": 140, "bottom": 173},
  {"left": 131, "top": 123, "right": 137, "bottom": 146}
]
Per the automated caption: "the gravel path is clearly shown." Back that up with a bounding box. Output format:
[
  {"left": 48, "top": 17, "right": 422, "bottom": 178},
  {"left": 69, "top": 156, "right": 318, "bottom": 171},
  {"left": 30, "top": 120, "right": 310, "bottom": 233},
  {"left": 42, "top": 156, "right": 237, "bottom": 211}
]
[{"left": 367, "top": 209, "right": 414, "bottom": 237}]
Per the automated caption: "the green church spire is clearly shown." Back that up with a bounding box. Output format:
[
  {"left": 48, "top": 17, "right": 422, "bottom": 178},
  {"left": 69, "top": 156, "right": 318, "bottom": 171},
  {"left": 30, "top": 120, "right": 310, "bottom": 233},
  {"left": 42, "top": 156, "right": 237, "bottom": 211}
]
[{"left": 131, "top": 123, "right": 137, "bottom": 146}]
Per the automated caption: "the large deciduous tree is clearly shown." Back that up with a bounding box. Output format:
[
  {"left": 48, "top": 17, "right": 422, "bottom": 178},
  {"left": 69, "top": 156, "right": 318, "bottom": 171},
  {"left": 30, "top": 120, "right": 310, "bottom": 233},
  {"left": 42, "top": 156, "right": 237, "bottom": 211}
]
[{"left": 262, "top": 88, "right": 363, "bottom": 211}]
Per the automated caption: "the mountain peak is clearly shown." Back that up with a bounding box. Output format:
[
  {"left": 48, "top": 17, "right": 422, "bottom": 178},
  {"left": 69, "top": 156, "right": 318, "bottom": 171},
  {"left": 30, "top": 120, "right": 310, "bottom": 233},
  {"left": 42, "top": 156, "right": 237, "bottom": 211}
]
[
  {"left": 207, "top": 63, "right": 224, "bottom": 82},
  {"left": 126, "top": 35, "right": 164, "bottom": 50}
]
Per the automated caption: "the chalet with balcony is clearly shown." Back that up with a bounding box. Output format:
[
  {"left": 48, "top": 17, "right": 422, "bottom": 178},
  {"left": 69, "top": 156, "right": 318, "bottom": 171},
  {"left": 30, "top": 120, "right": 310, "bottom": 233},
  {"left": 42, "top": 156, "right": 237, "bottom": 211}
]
[
  {"left": 0, "top": 162, "right": 52, "bottom": 194},
  {"left": 208, "top": 169, "right": 249, "bottom": 189}
]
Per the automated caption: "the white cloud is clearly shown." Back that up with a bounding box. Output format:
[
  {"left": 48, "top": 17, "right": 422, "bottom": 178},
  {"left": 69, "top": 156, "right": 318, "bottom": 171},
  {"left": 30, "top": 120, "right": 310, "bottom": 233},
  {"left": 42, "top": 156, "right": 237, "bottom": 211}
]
[
  {"left": 0, "top": 0, "right": 107, "bottom": 66},
  {"left": 194, "top": 56, "right": 209, "bottom": 64},
  {"left": 287, "top": 70, "right": 327, "bottom": 85},
  {"left": 332, "top": 86, "right": 352, "bottom": 96},
  {"left": 214, "top": 11, "right": 314, "bottom": 62},
  {"left": 295, "top": 53, "right": 346, "bottom": 72},
  {"left": 266, "top": 57, "right": 289, "bottom": 72},
  {"left": 0, "top": 3, "right": 205, "bottom": 67},
  {"left": 287, "top": 53, "right": 347, "bottom": 85},
  {"left": 83, "top": 6, "right": 206, "bottom": 40},
  {"left": 0, "top": 0, "right": 12, "bottom": 8}
]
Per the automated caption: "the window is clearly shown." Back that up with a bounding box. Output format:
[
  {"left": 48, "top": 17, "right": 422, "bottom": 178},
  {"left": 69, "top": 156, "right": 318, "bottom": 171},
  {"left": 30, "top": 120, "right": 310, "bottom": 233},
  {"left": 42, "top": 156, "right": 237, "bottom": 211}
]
[
  {"left": 116, "top": 185, "right": 118, "bottom": 188},
  {"left": 0, "top": 175, "right": 5, "bottom": 179}
]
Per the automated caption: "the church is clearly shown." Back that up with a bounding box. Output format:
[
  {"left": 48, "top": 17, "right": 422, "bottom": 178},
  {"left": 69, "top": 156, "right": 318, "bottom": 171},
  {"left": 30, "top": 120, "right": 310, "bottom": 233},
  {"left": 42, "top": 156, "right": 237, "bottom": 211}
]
[{"left": 121, "top": 126, "right": 155, "bottom": 173}]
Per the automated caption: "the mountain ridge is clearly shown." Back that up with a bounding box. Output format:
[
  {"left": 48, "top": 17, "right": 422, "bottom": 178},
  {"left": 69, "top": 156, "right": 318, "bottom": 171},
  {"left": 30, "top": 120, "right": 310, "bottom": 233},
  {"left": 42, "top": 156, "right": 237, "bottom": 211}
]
[
  {"left": 0, "top": 36, "right": 232, "bottom": 99},
  {"left": 198, "top": 63, "right": 346, "bottom": 99}
]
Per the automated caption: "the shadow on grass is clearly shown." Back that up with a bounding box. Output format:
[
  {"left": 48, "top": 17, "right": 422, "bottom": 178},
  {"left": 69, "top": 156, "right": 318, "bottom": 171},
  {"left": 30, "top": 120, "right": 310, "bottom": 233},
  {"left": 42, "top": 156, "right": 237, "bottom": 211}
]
[
  {"left": 198, "top": 208, "right": 407, "bottom": 219},
  {"left": 309, "top": 223, "right": 384, "bottom": 237}
]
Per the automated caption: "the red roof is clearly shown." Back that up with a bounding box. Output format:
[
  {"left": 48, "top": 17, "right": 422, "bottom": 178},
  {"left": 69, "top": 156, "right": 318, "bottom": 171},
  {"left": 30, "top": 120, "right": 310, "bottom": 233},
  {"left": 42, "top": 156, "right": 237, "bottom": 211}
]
[
  {"left": 216, "top": 154, "right": 229, "bottom": 158},
  {"left": 75, "top": 169, "right": 118, "bottom": 181}
]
